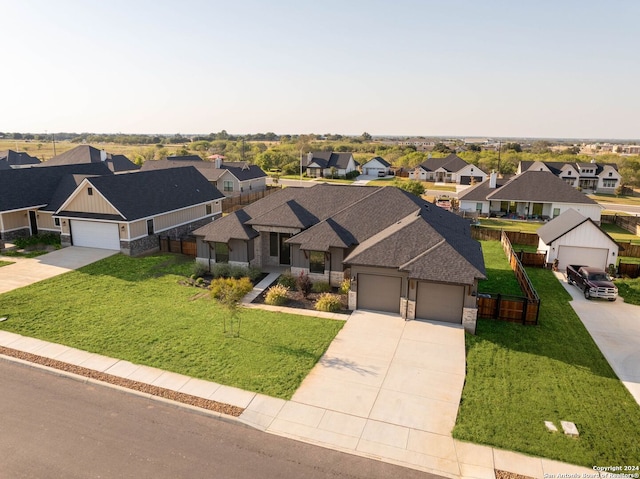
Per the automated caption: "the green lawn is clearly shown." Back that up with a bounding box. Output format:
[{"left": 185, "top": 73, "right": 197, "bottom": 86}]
[
  {"left": 477, "top": 241, "right": 523, "bottom": 296},
  {"left": 614, "top": 278, "right": 640, "bottom": 305},
  {"left": 478, "top": 218, "right": 543, "bottom": 233},
  {"left": 455, "top": 241, "right": 640, "bottom": 466},
  {"left": 0, "top": 260, "right": 14, "bottom": 267},
  {"left": 588, "top": 193, "right": 640, "bottom": 206},
  {"left": 600, "top": 222, "right": 640, "bottom": 244},
  {"left": 0, "top": 254, "right": 343, "bottom": 399}
]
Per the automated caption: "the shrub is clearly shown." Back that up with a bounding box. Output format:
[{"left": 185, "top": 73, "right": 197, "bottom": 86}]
[
  {"left": 339, "top": 278, "right": 351, "bottom": 295},
  {"left": 296, "top": 271, "right": 312, "bottom": 297},
  {"left": 192, "top": 262, "right": 208, "bottom": 278},
  {"left": 229, "top": 264, "right": 248, "bottom": 279},
  {"left": 278, "top": 272, "right": 297, "bottom": 289},
  {"left": 211, "top": 263, "right": 231, "bottom": 278},
  {"left": 311, "top": 281, "right": 331, "bottom": 293},
  {"left": 247, "top": 267, "right": 263, "bottom": 282},
  {"left": 209, "top": 277, "right": 253, "bottom": 302},
  {"left": 265, "top": 284, "right": 289, "bottom": 306},
  {"left": 14, "top": 233, "right": 61, "bottom": 249},
  {"left": 315, "top": 293, "right": 342, "bottom": 312}
]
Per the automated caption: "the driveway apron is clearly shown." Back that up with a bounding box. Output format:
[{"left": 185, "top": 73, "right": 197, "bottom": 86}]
[{"left": 0, "top": 247, "right": 117, "bottom": 294}]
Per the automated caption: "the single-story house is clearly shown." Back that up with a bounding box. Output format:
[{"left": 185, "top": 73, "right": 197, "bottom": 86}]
[
  {"left": 0, "top": 150, "right": 41, "bottom": 169},
  {"left": 0, "top": 162, "right": 113, "bottom": 241},
  {"left": 458, "top": 171, "right": 603, "bottom": 222},
  {"left": 536, "top": 209, "right": 619, "bottom": 271},
  {"left": 518, "top": 160, "right": 621, "bottom": 194},
  {"left": 193, "top": 184, "right": 486, "bottom": 325},
  {"left": 55, "top": 167, "right": 224, "bottom": 255},
  {"left": 140, "top": 156, "right": 267, "bottom": 197},
  {"left": 409, "top": 154, "right": 487, "bottom": 185},
  {"left": 37, "top": 145, "right": 140, "bottom": 173},
  {"left": 304, "top": 152, "right": 358, "bottom": 178},
  {"left": 360, "top": 156, "right": 391, "bottom": 177}
]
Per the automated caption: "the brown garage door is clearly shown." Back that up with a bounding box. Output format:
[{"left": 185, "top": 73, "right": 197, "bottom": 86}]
[
  {"left": 357, "top": 273, "right": 402, "bottom": 313},
  {"left": 416, "top": 282, "right": 464, "bottom": 323}
]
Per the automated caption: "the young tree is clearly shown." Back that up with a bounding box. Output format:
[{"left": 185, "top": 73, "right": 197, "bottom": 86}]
[
  {"left": 393, "top": 178, "right": 425, "bottom": 196},
  {"left": 209, "top": 277, "right": 253, "bottom": 337}
]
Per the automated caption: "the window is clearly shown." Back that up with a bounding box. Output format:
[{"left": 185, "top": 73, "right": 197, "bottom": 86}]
[
  {"left": 147, "top": 219, "right": 154, "bottom": 235},
  {"left": 214, "top": 242, "right": 229, "bottom": 263},
  {"left": 608, "top": 171, "right": 613, "bottom": 177},
  {"left": 223, "top": 180, "right": 233, "bottom": 192},
  {"left": 566, "top": 171, "right": 572, "bottom": 176},
  {"left": 54, "top": 218, "right": 60, "bottom": 227},
  {"left": 603, "top": 179, "right": 617, "bottom": 188},
  {"left": 206, "top": 204, "right": 212, "bottom": 215},
  {"left": 309, "top": 251, "right": 325, "bottom": 274},
  {"left": 553, "top": 208, "right": 560, "bottom": 218},
  {"left": 269, "top": 232, "right": 278, "bottom": 256},
  {"left": 475, "top": 203, "right": 483, "bottom": 212},
  {"left": 87, "top": 187, "right": 93, "bottom": 196}
]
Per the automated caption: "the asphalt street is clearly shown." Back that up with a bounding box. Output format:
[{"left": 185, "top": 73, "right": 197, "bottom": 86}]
[{"left": 0, "top": 359, "right": 440, "bottom": 479}]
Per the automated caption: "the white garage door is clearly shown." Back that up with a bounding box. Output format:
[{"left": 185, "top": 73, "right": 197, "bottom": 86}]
[
  {"left": 357, "top": 273, "right": 402, "bottom": 313},
  {"left": 557, "top": 245, "right": 609, "bottom": 271},
  {"left": 71, "top": 220, "right": 120, "bottom": 250},
  {"left": 415, "top": 282, "right": 464, "bottom": 323}
]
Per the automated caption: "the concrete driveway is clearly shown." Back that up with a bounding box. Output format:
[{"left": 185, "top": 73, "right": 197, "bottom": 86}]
[
  {"left": 0, "top": 246, "right": 118, "bottom": 294},
  {"left": 556, "top": 272, "right": 640, "bottom": 405},
  {"left": 263, "top": 310, "right": 467, "bottom": 477}
]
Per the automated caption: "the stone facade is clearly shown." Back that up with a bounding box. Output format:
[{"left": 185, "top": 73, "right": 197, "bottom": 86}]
[
  {"left": 61, "top": 233, "right": 72, "bottom": 248},
  {"left": 123, "top": 235, "right": 160, "bottom": 256},
  {"left": 1, "top": 228, "right": 30, "bottom": 242},
  {"left": 462, "top": 307, "right": 478, "bottom": 335}
]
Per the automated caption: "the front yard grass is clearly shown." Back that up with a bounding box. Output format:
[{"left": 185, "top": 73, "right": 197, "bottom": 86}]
[
  {"left": 588, "top": 193, "right": 640, "bottom": 206},
  {"left": 454, "top": 241, "right": 640, "bottom": 466},
  {"left": 0, "top": 254, "right": 344, "bottom": 399}
]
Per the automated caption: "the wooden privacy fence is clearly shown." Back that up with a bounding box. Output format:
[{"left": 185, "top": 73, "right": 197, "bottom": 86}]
[
  {"left": 222, "top": 186, "right": 281, "bottom": 213},
  {"left": 618, "top": 262, "right": 640, "bottom": 278},
  {"left": 477, "top": 231, "right": 541, "bottom": 325},
  {"left": 601, "top": 213, "right": 640, "bottom": 235},
  {"left": 517, "top": 250, "right": 546, "bottom": 268},
  {"left": 159, "top": 236, "right": 196, "bottom": 257},
  {"left": 471, "top": 227, "right": 539, "bottom": 246},
  {"left": 616, "top": 242, "right": 640, "bottom": 258}
]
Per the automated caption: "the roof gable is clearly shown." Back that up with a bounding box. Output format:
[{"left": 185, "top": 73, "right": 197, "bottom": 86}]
[
  {"left": 39, "top": 145, "right": 139, "bottom": 172},
  {"left": 419, "top": 154, "right": 468, "bottom": 173},
  {"left": 0, "top": 150, "right": 41, "bottom": 167},
  {"left": 537, "top": 209, "right": 616, "bottom": 247},
  {"left": 486, "top": 171, "right": 598, "bottom": 204}
]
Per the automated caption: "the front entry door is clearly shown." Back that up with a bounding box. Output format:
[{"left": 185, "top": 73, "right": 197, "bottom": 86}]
[
  {"left": 279, "top": 233, "right": 291, "bottom": 265},
  {"left": 29, "top": 211, "right": 38, "bottom": 235}
]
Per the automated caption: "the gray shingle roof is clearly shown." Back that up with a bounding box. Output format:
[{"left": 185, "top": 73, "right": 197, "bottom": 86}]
[
  {"left": 0, "top": 163, "right": 113, "bottom": 212},
  {"left": 140, "top": 158, "right": 266, "bottom": 182},
  {"left": 37, "top": 145, "right": 139, "bottom": 172},
  {"left": 520, "top": 160, "right": 619, "bottom": 176},
  {"left": 486, "top": 171, "right": 598, "bottom": 204},
  {"left": 364, "top": 156, "right": 391, "bottom": 167},
  {"left": 537, "top": 209, "right": 617, "bottom": 248},
  {"left": 458, "top": 176, "right": 506, "bottom": 201},
  {"left": 418, "top": 154, "right": 469, "bottom": 173},
  {"left": 193, "top": 209, "right": 258, "bottom": 243},
  {"left": 58, "top": 167, "right": 223, "bottom": 221},
  {"left": 305, "top": 152, "right": 354, "bottom": 169},
  {"left": 0, "top": 150, "right": 41, "bottom": 167}
]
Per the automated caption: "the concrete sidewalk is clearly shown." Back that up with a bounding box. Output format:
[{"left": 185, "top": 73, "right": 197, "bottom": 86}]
[
  {"left": 0, "top": 325, "right": 594, "bottom": 479},
  {"left": 0, "top": 247, "right": 117, "bottom": 294}
]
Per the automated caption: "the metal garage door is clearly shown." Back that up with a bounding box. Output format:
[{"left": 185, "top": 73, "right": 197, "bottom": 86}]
[
  {"left": 71, "top": 220, "right": 120, "bottom": 250},
  {"left": 557, "top": 245, "right": 609, "bottom": 271},
  {"left": 415, "top": 282, "right": 464, "bottom": 323},
  {"left": 357, "top": 274, "right": 402, "bottom": 313}
]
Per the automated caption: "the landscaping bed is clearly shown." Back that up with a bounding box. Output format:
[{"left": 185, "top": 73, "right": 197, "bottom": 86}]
[{"left": 252, "top": 286, "right": 350, "bottom": 314}]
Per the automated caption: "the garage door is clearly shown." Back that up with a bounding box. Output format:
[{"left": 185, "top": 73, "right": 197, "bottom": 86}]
[
  {"left": 71, "top": 220, "right": 120, "bottom": 250},
  {"left": 415, "top": 282, "right": 464, "bottom": 323},
  {"left": 357, "top": 274, "right": 402, "bottom": 313},
  {"left": 557, "top": 245, "right": 609, "bottom": 271}
]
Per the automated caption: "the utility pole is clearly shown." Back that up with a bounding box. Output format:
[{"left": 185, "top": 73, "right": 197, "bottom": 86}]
[
  {"left": 300, "top": 148, "right": 303, "bottom": 186},
  {"left": 497, "top": 140, "right": 501, "bottom": 175}
]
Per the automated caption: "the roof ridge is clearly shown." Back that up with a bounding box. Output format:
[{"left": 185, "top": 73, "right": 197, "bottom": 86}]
[{"left": 399, "top": 238, "right": 446, "bottom": 270}]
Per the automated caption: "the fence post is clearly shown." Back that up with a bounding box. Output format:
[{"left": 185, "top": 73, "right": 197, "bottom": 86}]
[
  {"left": 495, "top": 294, "right": 501, "bottom": 319},
  {"left": 522, "top": 298, "right": 528, "bottom": 325}
]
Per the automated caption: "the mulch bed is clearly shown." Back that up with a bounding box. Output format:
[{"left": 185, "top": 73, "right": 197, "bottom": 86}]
[
  {"left": 0, "top": 345, "right": 244, "bottom": 417},
  {"left": 495, "top": 470, "right": 535, "bottom": 479},
  {"left": 252, "top": 288, "right": 350, "bottom": 314}
]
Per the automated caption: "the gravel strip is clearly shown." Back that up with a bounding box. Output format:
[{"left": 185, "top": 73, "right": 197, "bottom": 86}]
[
  {"left": 495, "top": 470, "right": 535, "bottom": 479},
  {"left": 0, "top": 345, "right": 244, "bottom": 417}
]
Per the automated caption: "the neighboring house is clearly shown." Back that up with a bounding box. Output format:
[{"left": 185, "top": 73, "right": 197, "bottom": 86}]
[
  {"left": 408, "top": 154, "right": 487, "bottom": 185},
  {"left": 55, "top": 167, "right": 223, "bottom": 255},
  {"left": 537, "top": 209, "right": 619, "bottom": 271},
  {"left": 458, "top": 171, "right": 603, "bottom": 222},
  {"left": 193, "top": 184, "right": 486, "bottom": 325},
  {"left": 140, "top": 156, "right": 267, "bottom": 197},
  {"left": 0, "top": 163, "right": 114, "bottom": 241},
  {"left": 304, "top": 152, "right": 358, "bottom": 178},
  {"left": 360, "top": 156, "right": 391, "bottom": 177},
  {"left": 518, "top": 160, "right": 621, "bottom": 194},
  {"left": 37, "top": 145, "right": 140, "bottom": 173},
  {"left": 0, "top": 150, "right": 41, "bottom": 168}
]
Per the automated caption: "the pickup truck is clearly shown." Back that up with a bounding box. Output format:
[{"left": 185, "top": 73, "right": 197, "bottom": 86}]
[{"left": 566, "top": 264, "right": 618, "bottom": 301}]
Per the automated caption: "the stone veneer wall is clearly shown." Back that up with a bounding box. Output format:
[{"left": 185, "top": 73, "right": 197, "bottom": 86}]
[
  {"left": 124, "top": 217, "right": 214, "bottom": 256},
  {"left": 2, "top": 228, "right": 30, "bottom": 242}
]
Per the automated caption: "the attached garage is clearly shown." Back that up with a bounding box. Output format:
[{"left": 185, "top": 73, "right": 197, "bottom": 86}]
[
  {"left": 70, "top": 220, "right": 120, "bottom": 250},
  {"left": 357, "top": 273, "right": 402, "bottom": 313},
  {"left": 415, "top": 282, "right": 464, "bottom": 323},
  {"left": 557, "top": 245, "right": 608, "bottom": 271}
]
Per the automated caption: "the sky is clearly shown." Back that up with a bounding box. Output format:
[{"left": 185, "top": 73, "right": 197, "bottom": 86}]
[{"left": 2, "top": 0, "right": 639, "bottom": 139}]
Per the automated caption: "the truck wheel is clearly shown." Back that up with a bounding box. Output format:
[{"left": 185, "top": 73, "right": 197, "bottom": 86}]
[
  {"left": 568, "top": 277, "right": 573, "bottom": 285},
  {"left": 584, "top": 288, "right": 591, "bottom": 300},
  {"left": 609, "top": 298, "right": 616, "bottom": 302}
]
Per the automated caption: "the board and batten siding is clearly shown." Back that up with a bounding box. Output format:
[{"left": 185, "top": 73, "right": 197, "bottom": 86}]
[
  {"left": 36, "top": 211, "right": 57, "bottom": 231},
  {"left": 65, "top": 184, "right": 120, "bottom": 215},
  {"left": 1, "top": 210, "right": 29, "bottom": 231},
  {"left": 130, "top": 219, "right": 147, "bottom": 239},
  {"left": 229, "top": 238, "right": 249, "bottom": 263},
  {"left": 538, "top": 221, "right": 618, "bottom": 264}
]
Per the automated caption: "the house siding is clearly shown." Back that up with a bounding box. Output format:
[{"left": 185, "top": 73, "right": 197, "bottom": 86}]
[
  {"left": 154, "top": 204, "right": 208, "bottom": 233},
  {"left": 538, "top": 222, "right": 618, "bottom": 266},
  {"left": 130, "top": 219, "right": 147, "bottom": 239},
  {"left": 64, "top": 184, "right": 120, "bottom": 215},
  {"left": 1, "top": 210, "right": 30, "bottom": 232},
  {"left": 122, "top": 216, "right": 214, "bottom": 256},
  {"left": 217, "top": 171, "right": 240, "bottom": 196},
  {"left": 36, "top": 211, "right": 58, "bottom": 231}
]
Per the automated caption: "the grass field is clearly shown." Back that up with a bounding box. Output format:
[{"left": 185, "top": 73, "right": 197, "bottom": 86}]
[
  {"left": 478, "top": 218, "right": 543, "bottom": 233},
  {"left": 0, "top": 254, "right": 343, "bottom": 399},
  {"left": 454, "top": 240, "right": 640, "bottom": 466},
  {"left": 600, "top": 223, "right": 640, "bottom": 244},
  {"left": 588, "top": 193, "right": 640, "bottom": 206}
]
